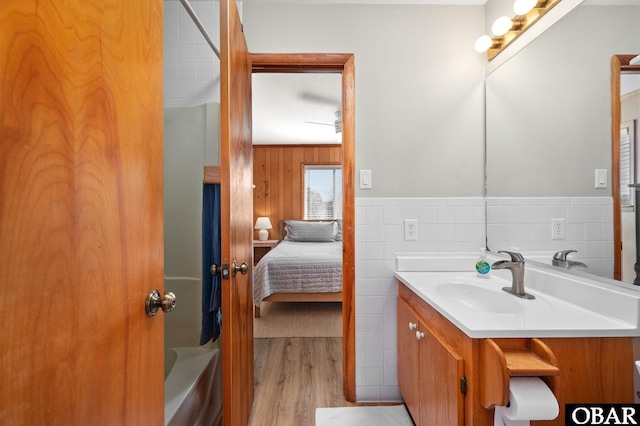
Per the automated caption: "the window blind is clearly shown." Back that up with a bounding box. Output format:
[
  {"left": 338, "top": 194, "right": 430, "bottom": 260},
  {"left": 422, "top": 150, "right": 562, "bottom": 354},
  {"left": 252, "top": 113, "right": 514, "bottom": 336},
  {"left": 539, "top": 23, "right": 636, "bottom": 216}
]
[{"left": 304, "top": 166, "right": 342, "bottom": 220}]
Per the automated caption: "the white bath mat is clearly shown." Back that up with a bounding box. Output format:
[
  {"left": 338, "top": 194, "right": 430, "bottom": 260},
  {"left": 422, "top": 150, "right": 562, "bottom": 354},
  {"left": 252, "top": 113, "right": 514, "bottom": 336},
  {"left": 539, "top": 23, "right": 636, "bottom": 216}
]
[{"left": 315, "top": 405, "right": 414, "bottom": 426}]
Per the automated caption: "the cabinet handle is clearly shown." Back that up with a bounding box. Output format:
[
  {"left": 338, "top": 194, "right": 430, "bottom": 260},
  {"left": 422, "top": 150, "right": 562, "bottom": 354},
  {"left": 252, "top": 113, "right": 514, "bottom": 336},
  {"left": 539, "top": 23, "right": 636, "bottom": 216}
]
[
  {"left": 415, "top": 330, "right": 424, "bottom": 340},
  {"left": 408, "top": 322, "right": 417, "bottom": 330}
]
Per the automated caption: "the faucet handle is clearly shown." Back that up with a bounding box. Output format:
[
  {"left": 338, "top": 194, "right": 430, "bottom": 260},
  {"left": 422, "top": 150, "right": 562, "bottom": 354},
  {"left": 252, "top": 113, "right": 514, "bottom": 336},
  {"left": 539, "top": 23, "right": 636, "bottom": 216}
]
[
  {"left": 553, "top": 250, "right": 577, "bottom": 261},
  {"left": 498, "top": 250, "right": 524, "bottom": 262}
]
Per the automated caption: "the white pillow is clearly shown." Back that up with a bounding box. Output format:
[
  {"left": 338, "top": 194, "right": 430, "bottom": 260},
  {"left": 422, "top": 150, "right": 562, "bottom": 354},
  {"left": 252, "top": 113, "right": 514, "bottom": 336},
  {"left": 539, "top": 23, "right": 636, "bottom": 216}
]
[{"left": 284, "top": 220, "right": 337, "bottom": 242}]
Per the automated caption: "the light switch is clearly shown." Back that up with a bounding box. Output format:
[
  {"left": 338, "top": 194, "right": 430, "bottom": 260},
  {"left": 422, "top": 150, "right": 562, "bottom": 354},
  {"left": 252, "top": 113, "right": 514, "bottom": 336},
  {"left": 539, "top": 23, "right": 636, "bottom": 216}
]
[
  {"left": 360, "top": 170, "right": 372, "bottom": 189},
  {"left": 595, "top": 169, "right": 607, "bottom": 189}
]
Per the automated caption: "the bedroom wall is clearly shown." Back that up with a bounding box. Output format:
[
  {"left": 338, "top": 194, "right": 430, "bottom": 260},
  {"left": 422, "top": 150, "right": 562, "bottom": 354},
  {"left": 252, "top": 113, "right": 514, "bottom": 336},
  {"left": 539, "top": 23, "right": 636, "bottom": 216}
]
[{"left": 253, "top": 144, "right": 342, "bottom": 240}]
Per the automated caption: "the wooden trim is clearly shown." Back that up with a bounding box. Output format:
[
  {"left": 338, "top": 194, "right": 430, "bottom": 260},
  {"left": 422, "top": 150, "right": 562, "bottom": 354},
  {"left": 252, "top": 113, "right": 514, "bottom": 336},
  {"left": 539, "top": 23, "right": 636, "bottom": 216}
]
[
  {"left": 255, "top": 292, "right": 342, "bottom": 318},
  {"left": 204, "top": 165, "right": 222, "bottom": 183},
  {"left": 251, "top": 52, "right": 357, "bottom": 402},
  {"left": 613, "top": 55, "right": 622, "bottom": 280},
  {"left": 341, "top": 54, "right": 356, "bottom": 402},
  {"left": 251, "top": 53, "right": 354, "bottom": 72}
]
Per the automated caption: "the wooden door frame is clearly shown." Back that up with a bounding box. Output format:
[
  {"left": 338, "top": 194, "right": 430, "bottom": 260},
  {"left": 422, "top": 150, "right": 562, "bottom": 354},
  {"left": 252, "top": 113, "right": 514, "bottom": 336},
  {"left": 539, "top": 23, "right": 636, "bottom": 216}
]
[
  {"left": 612, "top": 54, "right": 640, "bottom": 281},
  {"left": 251, "top": 53, "right": 356, "bottom": 401}
]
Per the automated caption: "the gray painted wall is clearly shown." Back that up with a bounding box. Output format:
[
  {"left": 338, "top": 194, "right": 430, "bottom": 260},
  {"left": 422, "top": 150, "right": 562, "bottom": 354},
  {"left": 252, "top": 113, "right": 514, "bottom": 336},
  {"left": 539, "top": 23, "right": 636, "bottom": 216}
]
[{"left": 242, "top": 4, "right": 487, "bottom": 197}]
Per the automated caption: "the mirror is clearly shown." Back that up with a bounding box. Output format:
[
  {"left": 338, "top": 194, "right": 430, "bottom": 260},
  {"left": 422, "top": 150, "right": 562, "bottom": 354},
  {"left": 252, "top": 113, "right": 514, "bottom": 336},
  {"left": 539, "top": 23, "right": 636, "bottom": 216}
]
[{"left": 486, "top": 1, "right": 640, "bottom": 281}]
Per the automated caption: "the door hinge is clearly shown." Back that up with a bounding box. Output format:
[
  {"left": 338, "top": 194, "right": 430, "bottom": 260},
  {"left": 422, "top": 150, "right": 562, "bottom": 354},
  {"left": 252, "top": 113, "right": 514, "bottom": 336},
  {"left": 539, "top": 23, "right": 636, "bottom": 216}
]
[{"left": 460, "top": 375, "right": 467, "bottom": 396}]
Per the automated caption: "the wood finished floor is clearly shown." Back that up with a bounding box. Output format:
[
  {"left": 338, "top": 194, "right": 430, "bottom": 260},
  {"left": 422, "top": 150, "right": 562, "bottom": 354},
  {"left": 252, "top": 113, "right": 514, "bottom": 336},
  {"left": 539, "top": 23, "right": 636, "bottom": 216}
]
[{"left": 248, "top": 337, "right": 356, "bottom": 426}]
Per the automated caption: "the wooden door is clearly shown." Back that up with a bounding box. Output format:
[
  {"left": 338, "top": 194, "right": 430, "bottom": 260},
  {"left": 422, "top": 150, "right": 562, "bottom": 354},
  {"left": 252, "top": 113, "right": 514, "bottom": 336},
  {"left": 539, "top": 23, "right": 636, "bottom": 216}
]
[
  {"left": 0, "top": 1, "right": 164, "bottom": 424},
  {"left": 420, "top": 324, "right": 464, "bottom": 426},
  {"left": 220, "top": 0, "right": 255, "bottom": 424},
  {"left": 397, "top": 299, "right": 421, "bottom": 423}
]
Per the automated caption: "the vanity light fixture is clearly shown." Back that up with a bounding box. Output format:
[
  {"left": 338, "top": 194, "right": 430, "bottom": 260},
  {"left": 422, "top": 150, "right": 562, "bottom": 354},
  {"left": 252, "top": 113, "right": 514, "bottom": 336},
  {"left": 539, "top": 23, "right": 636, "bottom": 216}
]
[
  {"left": 492, "top": 16, "right": 514, "bottom": 36},
  {"left": 474, "top": 35, "right": 495, "bottom": 53},
  {"left": 475, "top": 0, "right": 561, "bottom": 60},
  {"left": 513, "top": 0, "right": 538, "bottom": 16}
]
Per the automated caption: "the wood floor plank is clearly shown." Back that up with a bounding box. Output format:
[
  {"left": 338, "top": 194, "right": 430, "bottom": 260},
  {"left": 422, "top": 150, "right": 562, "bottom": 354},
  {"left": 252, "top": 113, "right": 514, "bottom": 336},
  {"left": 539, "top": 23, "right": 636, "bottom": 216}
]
[{"left": 249, "top": 337, "right": 355, "bottom": 426}]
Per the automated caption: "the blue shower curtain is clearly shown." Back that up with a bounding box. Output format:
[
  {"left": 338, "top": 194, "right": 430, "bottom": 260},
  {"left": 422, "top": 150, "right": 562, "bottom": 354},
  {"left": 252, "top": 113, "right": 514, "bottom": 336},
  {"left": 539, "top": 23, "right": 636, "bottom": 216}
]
[{"left": 200, "top": 183, "right": 222, "bottom": 345}]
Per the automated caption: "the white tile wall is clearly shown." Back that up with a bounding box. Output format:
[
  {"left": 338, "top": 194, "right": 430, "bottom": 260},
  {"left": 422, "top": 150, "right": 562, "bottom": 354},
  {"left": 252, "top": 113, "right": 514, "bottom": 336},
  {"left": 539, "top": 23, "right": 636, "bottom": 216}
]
[
  {"left": 487, "top": 197, "right": 614, "bottom": 278},
  {"left": 355, "top": 197, "right": 486, "bottom": 401},
  {"left": 164, "top": 1, "right": 221, "bottom": 108}
]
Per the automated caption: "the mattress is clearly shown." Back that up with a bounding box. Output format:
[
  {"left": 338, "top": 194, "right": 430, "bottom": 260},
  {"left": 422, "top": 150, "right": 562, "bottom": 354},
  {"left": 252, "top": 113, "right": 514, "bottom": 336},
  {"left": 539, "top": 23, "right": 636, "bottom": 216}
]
[{"left": 253, "top": 240, "right": 342, "bottom": 306}]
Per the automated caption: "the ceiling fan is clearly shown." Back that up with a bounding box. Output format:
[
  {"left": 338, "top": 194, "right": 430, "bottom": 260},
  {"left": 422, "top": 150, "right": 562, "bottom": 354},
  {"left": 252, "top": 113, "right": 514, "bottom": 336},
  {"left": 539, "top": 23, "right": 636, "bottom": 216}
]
[{"left": 304, "top": 110, "right": 342, "bottom": 135}]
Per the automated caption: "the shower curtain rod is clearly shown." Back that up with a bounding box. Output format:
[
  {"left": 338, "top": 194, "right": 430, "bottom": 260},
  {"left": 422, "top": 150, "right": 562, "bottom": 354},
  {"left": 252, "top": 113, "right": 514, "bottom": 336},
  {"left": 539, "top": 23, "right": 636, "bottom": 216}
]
[{"left": 179, "top": 0, "right": 221, "bottom": 59}]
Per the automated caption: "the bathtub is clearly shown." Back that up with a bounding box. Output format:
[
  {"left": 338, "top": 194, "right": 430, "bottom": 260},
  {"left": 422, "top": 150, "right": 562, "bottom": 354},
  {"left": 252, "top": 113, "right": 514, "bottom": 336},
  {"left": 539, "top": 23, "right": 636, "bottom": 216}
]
[{"left": 165, "top": 347, "right": 222, "bottom": 426}]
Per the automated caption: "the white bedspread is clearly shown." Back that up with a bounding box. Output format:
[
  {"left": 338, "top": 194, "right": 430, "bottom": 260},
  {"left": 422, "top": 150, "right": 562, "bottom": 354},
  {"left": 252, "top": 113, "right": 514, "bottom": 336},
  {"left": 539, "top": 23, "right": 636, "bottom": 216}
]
[{"left": 253, "top": 241, "right": 342, "bottom": 306}]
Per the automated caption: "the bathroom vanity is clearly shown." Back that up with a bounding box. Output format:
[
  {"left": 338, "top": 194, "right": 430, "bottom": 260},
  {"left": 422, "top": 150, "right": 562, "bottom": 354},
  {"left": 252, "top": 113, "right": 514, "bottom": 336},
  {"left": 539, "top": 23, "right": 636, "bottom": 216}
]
[{"left": 395, "top": 253, "right": 640, "bottom": 426}]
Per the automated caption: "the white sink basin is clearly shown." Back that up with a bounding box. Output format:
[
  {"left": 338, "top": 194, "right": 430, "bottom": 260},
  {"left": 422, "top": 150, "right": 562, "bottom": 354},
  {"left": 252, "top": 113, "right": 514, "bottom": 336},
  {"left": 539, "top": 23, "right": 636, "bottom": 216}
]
[
  {"left": 394, "top": 269, "right": 640, "bottom": 338},
  {"left": 436, "top": 282, "right": 524, "bottom": 314}
]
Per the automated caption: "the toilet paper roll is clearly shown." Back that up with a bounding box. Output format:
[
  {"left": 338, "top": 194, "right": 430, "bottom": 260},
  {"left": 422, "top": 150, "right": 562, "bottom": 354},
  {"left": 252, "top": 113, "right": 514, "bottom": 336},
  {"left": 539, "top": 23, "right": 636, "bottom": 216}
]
[
  {"left": 496, "top": 377, "right": 559, "bottom": 421},
  {"left": 494, "top": 410, "right": 530, "bottom": 426}
]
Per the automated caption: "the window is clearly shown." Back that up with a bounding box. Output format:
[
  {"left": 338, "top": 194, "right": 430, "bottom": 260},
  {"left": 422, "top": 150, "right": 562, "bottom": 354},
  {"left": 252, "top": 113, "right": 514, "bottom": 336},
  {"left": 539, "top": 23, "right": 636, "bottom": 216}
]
[
  {"left": 304, "top": 166, "right": 342, "bottom": 220},
  {"left": 621, "top": 121, "right": 636, "bottom": 207}
]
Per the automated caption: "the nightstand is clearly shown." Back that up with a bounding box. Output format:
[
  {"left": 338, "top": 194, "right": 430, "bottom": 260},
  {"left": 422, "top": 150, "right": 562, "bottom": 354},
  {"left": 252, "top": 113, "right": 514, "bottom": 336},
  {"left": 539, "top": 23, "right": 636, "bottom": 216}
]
[{"left": 253, "top": 240, "right": 279, "bottom": 265}]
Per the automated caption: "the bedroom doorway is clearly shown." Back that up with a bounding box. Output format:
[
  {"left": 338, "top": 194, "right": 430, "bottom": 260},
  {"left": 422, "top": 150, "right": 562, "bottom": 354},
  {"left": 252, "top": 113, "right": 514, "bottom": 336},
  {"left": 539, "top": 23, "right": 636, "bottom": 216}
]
[{"left": 250, "top": 53, "right": 356, "bottom": 402}]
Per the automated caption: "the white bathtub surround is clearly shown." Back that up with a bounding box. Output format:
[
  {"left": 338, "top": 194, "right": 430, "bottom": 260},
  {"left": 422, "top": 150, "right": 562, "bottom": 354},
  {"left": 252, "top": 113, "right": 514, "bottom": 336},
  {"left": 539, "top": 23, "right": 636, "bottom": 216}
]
[
  {"left": 164, "top": 0, "right": 222, "bottom": 108},
  {"left": 486, "top": 197, "right": 614, "bottom": 278},
  {"left": 165, "top": 347, "right": 222, "bottom": 426},
  {"left": 355, "top": 197, "right": 485, "bottom": 401}
]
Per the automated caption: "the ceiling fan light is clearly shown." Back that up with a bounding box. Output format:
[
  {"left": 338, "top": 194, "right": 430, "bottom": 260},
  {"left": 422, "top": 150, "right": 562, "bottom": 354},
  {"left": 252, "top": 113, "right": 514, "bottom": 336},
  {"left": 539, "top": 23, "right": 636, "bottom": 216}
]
[
  {"left": 475, "top": 35, "right": 493, "bottom": 53},
  {"left": 513, "top": 0, "right": 537, "bottom": 16},
  {"left": 492, "top": 16, "right": 513, "bottom": 36}
]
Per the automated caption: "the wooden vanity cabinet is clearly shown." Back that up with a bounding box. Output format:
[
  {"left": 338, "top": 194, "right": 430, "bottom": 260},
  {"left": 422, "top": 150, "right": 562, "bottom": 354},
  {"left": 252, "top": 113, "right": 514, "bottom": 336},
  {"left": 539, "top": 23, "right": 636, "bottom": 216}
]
[
  {"left": 397, "top": 297, "right": 464, "bottom": 425},
  {"left": 397, "top": 281, "right": 635, "bottom": 426}
]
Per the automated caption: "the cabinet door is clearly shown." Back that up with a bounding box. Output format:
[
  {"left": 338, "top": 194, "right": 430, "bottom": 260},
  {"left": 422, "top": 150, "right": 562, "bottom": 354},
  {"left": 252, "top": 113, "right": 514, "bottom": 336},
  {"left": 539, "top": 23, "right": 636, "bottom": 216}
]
[
  {"left": 420, "top": 324, "right": 465, "bottom": 426},
  {"left": 397, "top": 298, "right": 421, "bottom": 423}
]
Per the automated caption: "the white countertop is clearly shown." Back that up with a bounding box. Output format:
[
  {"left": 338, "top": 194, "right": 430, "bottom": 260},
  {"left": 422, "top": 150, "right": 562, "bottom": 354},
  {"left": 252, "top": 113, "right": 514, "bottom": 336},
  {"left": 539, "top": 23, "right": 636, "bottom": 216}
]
[{"left": 395, "top": 253, "right": 640, "bottom": 338}]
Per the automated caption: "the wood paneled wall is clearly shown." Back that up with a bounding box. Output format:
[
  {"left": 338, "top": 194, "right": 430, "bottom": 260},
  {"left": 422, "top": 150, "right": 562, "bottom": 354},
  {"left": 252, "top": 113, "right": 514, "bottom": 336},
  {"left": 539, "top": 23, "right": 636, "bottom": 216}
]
[{"left": 253, "top": 144, "right": 342, "bottom": 240}]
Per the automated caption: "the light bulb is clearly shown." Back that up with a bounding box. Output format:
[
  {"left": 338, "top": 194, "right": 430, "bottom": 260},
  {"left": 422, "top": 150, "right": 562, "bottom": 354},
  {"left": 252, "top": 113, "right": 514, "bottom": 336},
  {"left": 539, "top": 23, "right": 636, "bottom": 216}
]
[
  {"left": 474, "top": 35, "right": 493, "bottom": 53},
  {"left": 492, "top": 16, "right": 513, "bottom": 36},
  {"left": 513, "top": 0, "right": 537, "bottom": 15}
]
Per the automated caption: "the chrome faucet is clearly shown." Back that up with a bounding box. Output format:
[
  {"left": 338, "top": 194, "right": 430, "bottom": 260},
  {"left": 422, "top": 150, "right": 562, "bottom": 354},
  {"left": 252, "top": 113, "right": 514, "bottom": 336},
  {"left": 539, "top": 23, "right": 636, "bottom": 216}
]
[
  {"left": 552, "top": 250, "right": 588, "bottom": 270},
  {"left": 491, "top": 250, "right": 535, "bottom": 300}
]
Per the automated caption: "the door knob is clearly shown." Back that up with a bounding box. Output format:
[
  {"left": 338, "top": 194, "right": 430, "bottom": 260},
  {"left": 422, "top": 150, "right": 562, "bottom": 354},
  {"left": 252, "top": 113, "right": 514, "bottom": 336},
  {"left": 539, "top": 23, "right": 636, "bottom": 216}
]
[
  {"left": 232, "top": 260, "right": 249, "bottom": 276},
  {"left": 145, "top": 290, "right": 177, "bottom": 317},
  {"left": 210, "top": 263, "right": 220, "bottom": 275}
]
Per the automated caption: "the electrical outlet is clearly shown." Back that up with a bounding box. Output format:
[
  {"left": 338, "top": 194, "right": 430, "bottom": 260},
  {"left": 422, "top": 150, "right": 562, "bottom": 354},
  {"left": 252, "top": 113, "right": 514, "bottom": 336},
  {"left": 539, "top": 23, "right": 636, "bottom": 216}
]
[
  {"left": 404, "top": 219, "right": 418, "bottom": 241},
  {"left": 552, "top": 218, "right": 566, "bottom": 240}
]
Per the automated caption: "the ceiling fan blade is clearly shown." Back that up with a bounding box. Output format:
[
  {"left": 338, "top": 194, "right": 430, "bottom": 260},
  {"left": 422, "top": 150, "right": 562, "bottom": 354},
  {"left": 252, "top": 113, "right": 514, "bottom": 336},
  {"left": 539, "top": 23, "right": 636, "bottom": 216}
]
[
  {"left": 300, "top": 91, "right": 340, "bottom": 106},
  {"left": 303, "top": 121, "right": 334, "bottom": 127}
]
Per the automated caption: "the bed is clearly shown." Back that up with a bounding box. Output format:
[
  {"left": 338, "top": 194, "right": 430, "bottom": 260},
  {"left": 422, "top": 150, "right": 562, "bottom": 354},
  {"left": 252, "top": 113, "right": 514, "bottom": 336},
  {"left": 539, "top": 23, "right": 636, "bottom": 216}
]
[{"left": 253, "top": 220, "right": 342, "bottom": 317}]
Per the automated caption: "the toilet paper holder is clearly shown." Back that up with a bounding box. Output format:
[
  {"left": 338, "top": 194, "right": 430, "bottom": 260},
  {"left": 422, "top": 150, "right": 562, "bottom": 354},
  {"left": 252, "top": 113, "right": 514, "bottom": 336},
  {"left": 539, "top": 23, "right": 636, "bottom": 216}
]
[{"left": 480, "top": 338, "right": 560, "bottom": 409}]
